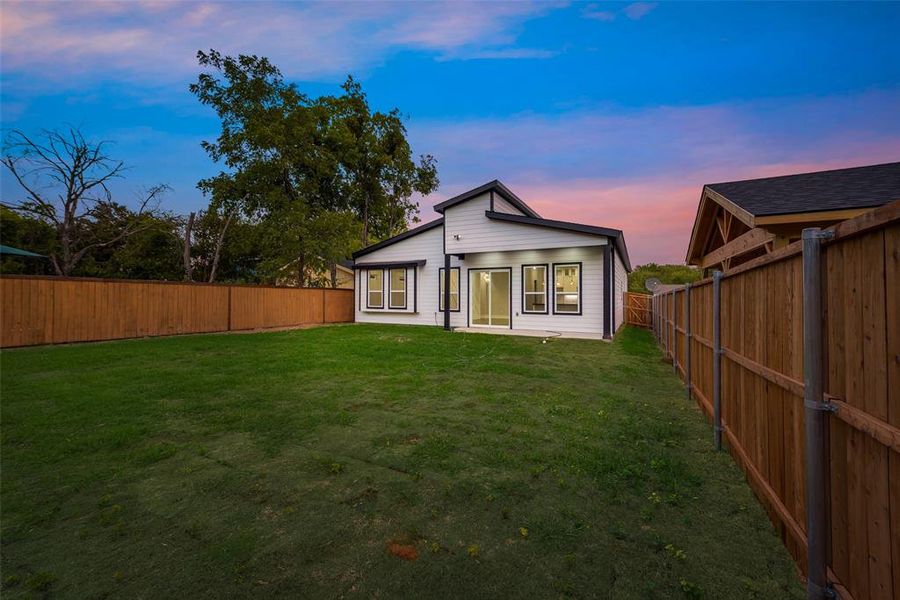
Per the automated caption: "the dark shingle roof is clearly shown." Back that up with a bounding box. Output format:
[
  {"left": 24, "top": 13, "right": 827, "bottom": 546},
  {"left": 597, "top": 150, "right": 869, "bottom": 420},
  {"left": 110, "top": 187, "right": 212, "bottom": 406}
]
[{"left": 706, "top": 162, "right": 900, "bottom": 217}]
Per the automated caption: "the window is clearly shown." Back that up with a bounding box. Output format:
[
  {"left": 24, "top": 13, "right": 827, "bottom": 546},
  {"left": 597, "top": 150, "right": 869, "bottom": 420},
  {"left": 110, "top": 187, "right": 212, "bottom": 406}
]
[
  {"left": 367, "top": 269, "right": 383, "bottom": 308},
  {"left": 389, "top": 268, "right": 406, "bottom": 309},
  {"left": 439, "top": 267, "right": 460, "bottom": 311},
  {"left": 522, "top": 264, "right": 547, "bottom": 314},
  {"left": 553, "top": 263, "right": 581, "bottom": 314}
]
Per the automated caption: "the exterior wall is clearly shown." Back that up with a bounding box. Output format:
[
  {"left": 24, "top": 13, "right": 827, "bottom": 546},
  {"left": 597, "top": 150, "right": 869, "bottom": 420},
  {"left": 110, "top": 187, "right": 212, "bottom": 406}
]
[
  {"left": 355, "top": 209, "right": 614, "bottom": 335},
  {"left": 443, "top": 193, "right": 605, "bottom": 255},
  {"left": 614, "top": 249, "right": 627, "bottom": 332},
  {"left": 492, "top": 195, "right": 524, "bottom": 215},
  {"left": 354, "top": 226, "right": 466, "bottom": 327},
  {"left": 463, "top": 246, "right": 606, "bottom": 334}
]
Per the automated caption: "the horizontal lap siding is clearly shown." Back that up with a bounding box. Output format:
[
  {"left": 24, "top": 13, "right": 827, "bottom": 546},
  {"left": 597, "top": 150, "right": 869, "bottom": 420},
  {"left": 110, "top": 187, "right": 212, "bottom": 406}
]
[
  {"left": 354, "top": 226, "right": 465, "bottom": 328},
  {"left": 493, "top": 196, "right": 525, "bottom": 215},
  {"left": 444, "top": 194, "right": 605, "bottom": 254},
  {"left": 614, "top": 251, "right": 627, "bottom": 332},
  {"left": 464, "top": 247, "right": 605, "bottom": 334}
]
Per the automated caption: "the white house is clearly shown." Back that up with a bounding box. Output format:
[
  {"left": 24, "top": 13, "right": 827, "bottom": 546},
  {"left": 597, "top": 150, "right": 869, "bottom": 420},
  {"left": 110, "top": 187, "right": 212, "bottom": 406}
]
[{"left": 352, "top": 180, "right": 631, "bottom": 338}]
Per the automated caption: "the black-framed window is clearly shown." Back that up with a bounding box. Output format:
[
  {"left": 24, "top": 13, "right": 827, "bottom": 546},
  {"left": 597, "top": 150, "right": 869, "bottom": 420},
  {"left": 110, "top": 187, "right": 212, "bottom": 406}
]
[
  {"left": 389, "top": 268, "right": 407, "bottom": 309},
  {"left": 552, "top": 262, "right": 582, "bottom": 315},
  {"left": 367, "top": 269, "right": 384, "bottom": 308},
  {"left": 521, "top": 264, "right": 548, "bottom": 314},
  {"left": 439, "top": 267, "right": 460, "bottom": 312}
]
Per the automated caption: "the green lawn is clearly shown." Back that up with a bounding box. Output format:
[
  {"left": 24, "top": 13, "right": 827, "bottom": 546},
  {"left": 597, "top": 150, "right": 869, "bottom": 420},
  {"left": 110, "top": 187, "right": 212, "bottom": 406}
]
[{"left": 0, "top": 324, "right": 802, "bottom": 599}]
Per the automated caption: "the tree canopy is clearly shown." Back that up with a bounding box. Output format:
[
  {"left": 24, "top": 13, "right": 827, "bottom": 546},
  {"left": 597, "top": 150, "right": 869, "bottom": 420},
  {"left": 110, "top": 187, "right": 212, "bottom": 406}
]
[
  {"left": 628, "top": 263, "right": 702, "bottom": 293},
  {"left": 190, "top": 50, "right": 438, "bottom": 285}
]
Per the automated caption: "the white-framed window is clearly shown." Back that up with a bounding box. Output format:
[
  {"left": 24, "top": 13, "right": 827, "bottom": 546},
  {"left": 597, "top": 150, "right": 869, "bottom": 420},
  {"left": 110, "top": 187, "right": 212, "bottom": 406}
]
[
  {"left": 553, "top": 263, "right": 581, "bottom": 315},
  {"left": 439, "top": 267, "right": 460, "bottom": 312},
  {"left": 367, "top": 269, "right": 384, "bottom": 308},
  {"left": 389, "top": 268, "right": 406, "bottom": 309},
  {"left": 522, "top": 264, "right": 547, "bottom": 314}
]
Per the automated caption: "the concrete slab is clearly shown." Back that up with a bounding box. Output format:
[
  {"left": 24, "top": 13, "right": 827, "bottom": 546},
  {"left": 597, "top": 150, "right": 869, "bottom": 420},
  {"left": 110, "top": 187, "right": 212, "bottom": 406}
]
[{"left": 454, "top": 327, "right": 609, "bottom": 341}]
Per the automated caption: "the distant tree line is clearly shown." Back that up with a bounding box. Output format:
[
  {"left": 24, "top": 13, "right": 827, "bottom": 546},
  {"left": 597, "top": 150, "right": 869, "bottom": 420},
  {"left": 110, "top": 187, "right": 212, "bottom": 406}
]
[
  {"left": 628, "top": 263, "right": 702, "bottom": 293},
  {"left": 1, "top": 50, "right": 438, "bottom": 286}
]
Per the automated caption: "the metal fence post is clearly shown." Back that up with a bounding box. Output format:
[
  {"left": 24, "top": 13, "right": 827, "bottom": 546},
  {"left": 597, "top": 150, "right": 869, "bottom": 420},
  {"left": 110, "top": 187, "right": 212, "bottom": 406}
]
[
  {"left": 712, "top": 270, "right": 723, "bottom": 451},
  {"left": 802, "top": 227, "right": 834, "bottom": 600},
  {"left": 663, "top": 293, "right": 668, "bottom": 357},
  {"left": 685, "top": 282, "right": 692, "bottom": 399}
]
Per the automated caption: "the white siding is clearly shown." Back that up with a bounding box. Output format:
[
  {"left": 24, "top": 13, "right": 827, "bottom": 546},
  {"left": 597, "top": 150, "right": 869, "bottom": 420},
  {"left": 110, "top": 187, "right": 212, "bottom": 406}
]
[
  {"left": 354, "top": 226, "right": 466, "bottom": 328},
  {"left": 444, "top": 193, "right": 605, "bottom": 254},
  {"left": 493, "top": 195, "right": 524, "bottom": 215},
  {"left": 614, "top": 249, "right": 627, "bottom": 333},
  {"left": 463, "top": 246, "right": 606, "bottom": 334}
]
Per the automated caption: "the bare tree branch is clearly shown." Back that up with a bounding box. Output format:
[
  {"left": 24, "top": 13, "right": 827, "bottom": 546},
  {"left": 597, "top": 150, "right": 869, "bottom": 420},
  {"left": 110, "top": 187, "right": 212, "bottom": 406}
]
[{"left": 1, "top": 127, "right": 168, "bottom": 276}]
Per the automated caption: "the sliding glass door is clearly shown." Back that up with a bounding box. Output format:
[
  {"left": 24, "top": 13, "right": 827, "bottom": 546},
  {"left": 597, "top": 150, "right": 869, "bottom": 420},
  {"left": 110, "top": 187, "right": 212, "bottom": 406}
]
[{"left": 469, "top": 269, "right": 510, "bottom": 327}]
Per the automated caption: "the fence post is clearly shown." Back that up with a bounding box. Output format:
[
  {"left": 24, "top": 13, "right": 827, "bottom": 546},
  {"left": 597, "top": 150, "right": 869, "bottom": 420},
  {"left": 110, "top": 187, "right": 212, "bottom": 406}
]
[
  {"left": 660, "top": 292, "right": 669, "bottom": 358},
  {"left": 802, "top": 227, "right": 834, "bottom": 600},
  {"left": 672, "top": 292, "right": 677, "bottom": 373},
  {"left": 712, "top": 270, "right": 723, "bottom": 451},
  {"left": 685, "top": 282, "right": 691, "bottom": 399}
]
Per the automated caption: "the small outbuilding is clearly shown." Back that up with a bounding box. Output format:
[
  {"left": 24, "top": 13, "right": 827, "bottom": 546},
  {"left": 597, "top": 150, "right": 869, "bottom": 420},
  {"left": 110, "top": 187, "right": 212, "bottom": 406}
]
[{"left": 685, "top": 162, "right": 900, "bottom": 273}]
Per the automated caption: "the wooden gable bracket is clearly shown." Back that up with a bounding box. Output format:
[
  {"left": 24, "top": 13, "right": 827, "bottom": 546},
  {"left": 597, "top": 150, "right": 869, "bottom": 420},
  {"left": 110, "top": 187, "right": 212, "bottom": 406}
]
[{"left": 700, "top": 227, "right": 776, "bottom": 269}]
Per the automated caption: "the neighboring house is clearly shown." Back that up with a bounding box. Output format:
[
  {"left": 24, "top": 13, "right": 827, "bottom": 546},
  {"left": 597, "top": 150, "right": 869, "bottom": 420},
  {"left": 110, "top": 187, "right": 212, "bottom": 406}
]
[
  {"left": 686, "top": 161, "right": 900, "bottom": 273},
  {"left": 276, "top": 259, "right": 355, "bottom": 289},
  {"left": 351, "top": 180, "right": 631, "bottom": 338}
]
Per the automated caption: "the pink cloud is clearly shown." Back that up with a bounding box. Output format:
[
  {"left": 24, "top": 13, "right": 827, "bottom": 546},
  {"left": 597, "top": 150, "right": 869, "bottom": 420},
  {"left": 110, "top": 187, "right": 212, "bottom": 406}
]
[
  {"left": 0, "top": 1, "right": 560, "bottom": 85},
  {"left": 411, "top": 91, "right": 900, "bottom": 265}
]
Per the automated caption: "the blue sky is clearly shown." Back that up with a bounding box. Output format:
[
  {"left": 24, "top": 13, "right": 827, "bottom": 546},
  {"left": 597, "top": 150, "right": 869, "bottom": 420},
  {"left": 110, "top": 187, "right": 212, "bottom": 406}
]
[{"left": 2, "top": 1, "right": 899, "bottom": 263}]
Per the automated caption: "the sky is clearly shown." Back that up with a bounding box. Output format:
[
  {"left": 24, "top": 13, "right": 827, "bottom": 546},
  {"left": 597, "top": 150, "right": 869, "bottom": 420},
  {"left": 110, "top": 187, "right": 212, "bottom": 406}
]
[{"left": 1, "top": 1, "right": 899, "bottom": 265}]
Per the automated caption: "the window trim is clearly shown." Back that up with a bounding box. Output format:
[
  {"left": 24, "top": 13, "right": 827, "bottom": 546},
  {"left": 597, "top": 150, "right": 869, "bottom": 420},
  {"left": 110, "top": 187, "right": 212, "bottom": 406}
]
[
  {"left": 439, "top": 267, "right": 461, "bottom": 312},
  {"left": 552, "top": 261, "right": 583, "bottom": 316},
  {"left": 388, "top": 267, "right": 407, "bottom": 310},
  {"left": 521, "top": 263, "right": 549, "bottom": 315},
  {"left": 366, "top": 268, "right": 384, "bottom": 309}
]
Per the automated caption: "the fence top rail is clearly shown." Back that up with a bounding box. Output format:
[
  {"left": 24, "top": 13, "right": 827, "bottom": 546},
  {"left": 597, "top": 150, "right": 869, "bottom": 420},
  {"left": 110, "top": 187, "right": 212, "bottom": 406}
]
[{"left": 0, "top": 274, "right": 355, "bottom": 292}]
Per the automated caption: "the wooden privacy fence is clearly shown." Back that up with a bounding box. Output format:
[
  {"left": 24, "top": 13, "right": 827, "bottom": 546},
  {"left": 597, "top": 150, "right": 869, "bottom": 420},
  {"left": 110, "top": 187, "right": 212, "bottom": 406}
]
[
  {"left": 652, "top": 201, "right": 899, "bottom": 600},
  {"left": 624, "top": 292, "right": 652, "bottom": 327},
  {"left": 0, "top": 275, "right": 355, "bottom": 348}
]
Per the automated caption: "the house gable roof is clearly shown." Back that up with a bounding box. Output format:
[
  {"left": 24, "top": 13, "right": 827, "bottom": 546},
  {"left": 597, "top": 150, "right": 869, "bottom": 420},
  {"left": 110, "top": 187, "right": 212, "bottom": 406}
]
[
  {"left": 707, "top": 161, "right": 900, "bottom": 218},
  {"left": 485, "top": 211, "right": 632, "bottom": 271},
  {"left": 351, "top": 218, "right": 444, "bottom": 259},
  {"left": 433, "top": 180, "right": 541, "bottom": 218}
]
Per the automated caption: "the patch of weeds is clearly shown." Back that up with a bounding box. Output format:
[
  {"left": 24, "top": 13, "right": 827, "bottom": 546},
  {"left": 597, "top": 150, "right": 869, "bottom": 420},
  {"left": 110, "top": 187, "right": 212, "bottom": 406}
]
[
  {"left": 466, "top": 544, "right": 480, "bottom": 558},
  {"left": 99, "top": 503, "right": 123, "bottom": 526},
  {"left": 26, "top": 572, "right": 56, "bottom": 593},
  {"left": 665, "top": 543, "right": 687, "bottom": 561},
  {"left": 679, "top": 578, "right": 702, "bottom": 598},
  {"left": 518, "top": 527, "right": 529, "bottom": 538},
  {"left": 4, "top": 574, "right": 21, "bottom": 588},
  {"left": 330, "top": 462, "right": 345, "bottom": 475}
]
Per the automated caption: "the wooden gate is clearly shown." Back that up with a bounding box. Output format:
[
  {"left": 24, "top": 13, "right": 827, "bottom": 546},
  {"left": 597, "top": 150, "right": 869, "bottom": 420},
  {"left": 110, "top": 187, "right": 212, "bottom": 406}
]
[{"left": 624, "top": 292, "right": 652, "bottom": 327}]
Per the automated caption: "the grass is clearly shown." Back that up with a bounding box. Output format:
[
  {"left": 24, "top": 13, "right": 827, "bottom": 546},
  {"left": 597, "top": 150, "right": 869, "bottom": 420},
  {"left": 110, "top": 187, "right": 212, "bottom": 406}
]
[{"left": 0, "top": 324, "right": 803, "bottom": 599}]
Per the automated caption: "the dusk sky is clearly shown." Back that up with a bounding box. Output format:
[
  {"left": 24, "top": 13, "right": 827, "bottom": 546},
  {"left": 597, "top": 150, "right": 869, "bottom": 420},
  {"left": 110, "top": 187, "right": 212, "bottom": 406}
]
[{"left": 2, "top": 1, "right": 899, "bottom": 264}]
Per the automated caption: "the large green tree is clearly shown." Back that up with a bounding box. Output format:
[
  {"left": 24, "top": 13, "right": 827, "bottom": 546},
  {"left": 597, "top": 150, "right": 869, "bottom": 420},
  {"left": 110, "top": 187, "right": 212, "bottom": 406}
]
[{"left": 190, "top": 50, "right": 437, "bottom": 285}]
